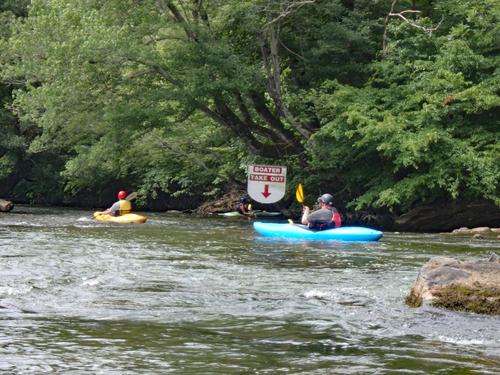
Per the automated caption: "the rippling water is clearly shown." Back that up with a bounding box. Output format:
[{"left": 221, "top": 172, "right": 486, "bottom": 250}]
[{"left": 1, "top": 206, "right": 499, "bottom": 374}]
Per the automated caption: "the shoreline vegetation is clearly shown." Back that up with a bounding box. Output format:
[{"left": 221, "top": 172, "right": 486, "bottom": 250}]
[{"left": 1, "top": 1, "right": 498, "bottom": 232}]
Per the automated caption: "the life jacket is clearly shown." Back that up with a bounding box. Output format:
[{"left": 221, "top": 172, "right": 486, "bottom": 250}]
[
  {"left": 311, "top": 207, "right": 342, "bottom": 230},
  {"left": 117, "top": 199, "right": 132, "bottom": 215},
  {"left": 332, "top": 209, "right": 342, "bottom": 228}
]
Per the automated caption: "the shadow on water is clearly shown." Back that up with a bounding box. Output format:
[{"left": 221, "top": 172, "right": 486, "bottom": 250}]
[{"left": 0, "top": 206, "right": 499, "bottom": 373}]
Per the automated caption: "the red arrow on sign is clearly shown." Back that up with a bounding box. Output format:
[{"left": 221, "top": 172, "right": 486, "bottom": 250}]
[{"left": 261, "top": 184, "right": 271, "bottom": 198}]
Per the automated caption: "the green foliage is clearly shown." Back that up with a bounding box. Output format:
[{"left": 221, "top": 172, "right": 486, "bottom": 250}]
[
  {"left": 0, "top": 0, "right": 497, "bottom": 213},
  {"left": 278, "top": 0, "right": 388, "bottom": 87},
  {"left": 7, "top": 1, "right": 216, "bottom": 203},
  {"left": 0, "top": 2, "right": 40, "bottom": 197},
  {"left": 309, "top": 0, "right": 500, "bottom": 210},
  {"left": 0, "top": 0, "right": 29, "bottom": 17}
]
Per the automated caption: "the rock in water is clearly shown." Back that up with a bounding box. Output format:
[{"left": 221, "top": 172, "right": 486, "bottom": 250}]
[{"left": 406, "top": 255, "right": 500, "bottom": 314}]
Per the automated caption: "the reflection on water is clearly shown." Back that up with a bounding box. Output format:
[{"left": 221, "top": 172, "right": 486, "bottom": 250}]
[{"left": 1, "top": 206, "right": 499, "bottom": 373}]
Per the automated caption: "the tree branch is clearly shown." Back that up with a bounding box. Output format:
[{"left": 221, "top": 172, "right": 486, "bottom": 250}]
[
  {"left": 248, "top": 92, "right": 302, "bottom": 148},
  {"left": 383, "top": 0, "right": 443, "bottom": 51},
  {"left": 263, "top": 0, "right": 316, "bottom": 27},
  {"left": 260, "top": 25, "right": 312, "bottom": 138},
  {"left": 156, "top": 0, "right": 198, "bottom": 41}
]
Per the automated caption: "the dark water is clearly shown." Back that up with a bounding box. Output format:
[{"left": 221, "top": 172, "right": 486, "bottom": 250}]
[{"left": 0, "top": 206, "right": 499, "bottom": 374}]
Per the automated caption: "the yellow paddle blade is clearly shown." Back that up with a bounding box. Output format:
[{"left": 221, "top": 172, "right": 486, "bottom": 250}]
[{"left": 295, "top": 183, "right": 304, "bottom": 203}]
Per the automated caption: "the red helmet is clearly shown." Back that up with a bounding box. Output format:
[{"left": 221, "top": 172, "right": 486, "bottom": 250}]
[{"left": 117, "top": 190, "right": 127, "bottom": 200}]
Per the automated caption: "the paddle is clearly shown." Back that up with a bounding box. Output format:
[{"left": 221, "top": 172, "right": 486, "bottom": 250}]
[
  {"left": 125, "top": 192, "right": 137, "bottom": 201},
  {"left": 295, "top": 183, "right": 304, "bottom": 205},
  {"left": 288, "top": 184, "right": 305, "bottom": 224}
]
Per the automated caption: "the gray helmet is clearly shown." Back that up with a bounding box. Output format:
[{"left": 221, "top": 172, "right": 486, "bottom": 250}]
[{"left": 317, "top": 193, "right": 334, "bottom": 206}]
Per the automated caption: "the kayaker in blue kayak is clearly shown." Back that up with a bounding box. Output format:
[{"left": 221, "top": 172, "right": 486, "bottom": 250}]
[
  {"left": 301, "top": 193, "right": 342, "bottom": 230},
  {"left": 95, "top": 190, "right": 132, "bottom": 216},
  {"left": 236, "top": 196, "right": 253, "bottom": 216}
]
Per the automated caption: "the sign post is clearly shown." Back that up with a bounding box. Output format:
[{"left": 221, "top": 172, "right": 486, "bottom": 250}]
[{"left": 247, "top": 164, "right": 287, "bottom": 204}]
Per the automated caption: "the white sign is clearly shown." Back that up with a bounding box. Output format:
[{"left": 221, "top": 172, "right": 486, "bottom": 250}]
[{"left": 247, "top": 164, "right": 287, "bottom": 204}]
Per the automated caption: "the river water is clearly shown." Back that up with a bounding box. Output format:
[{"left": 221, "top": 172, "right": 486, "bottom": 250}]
[{"left": 0, "top": 206, "right": 499, "bottom": 374}]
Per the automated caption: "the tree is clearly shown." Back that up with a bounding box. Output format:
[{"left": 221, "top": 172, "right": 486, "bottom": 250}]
[
  {"left": 1, "top": 0, "right": 380, "bottom": 201},
  {"left": 308, "top": 0, "right": 500, "bottom": 210},
  {"left": 0, "top": 1, "right": 65, "bottom": 202}
]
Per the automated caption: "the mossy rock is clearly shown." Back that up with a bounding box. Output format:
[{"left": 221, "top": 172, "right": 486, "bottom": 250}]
[
  {"left": 405, "top": 288, "right": 423, "bottom": 308},
  {"left": 431, "top": 284, "right": 500, "bottom": 315}
]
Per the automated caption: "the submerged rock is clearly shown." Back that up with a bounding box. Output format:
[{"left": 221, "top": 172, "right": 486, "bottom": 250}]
[
  {"left": 406, "top": 255, "right": 500, "bottom": 314},
  {"left": 471, "top": 227, "right": 491, "bottom": 233},
  {"left": 450, "top": 226, "right": 500, "bottom": 239},
  {"left": 452, "top": 227, "right": 473, "bottom": 234}
]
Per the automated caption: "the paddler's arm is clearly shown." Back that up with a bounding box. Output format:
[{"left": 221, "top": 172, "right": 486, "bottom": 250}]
[
  {"left": 96, "top": 201, "right": 119, "bottom": 215},
  {"left": 301, "top": 206, "right": 311, "bottom": 225},
  {"left": 240, "top": 203, "right": 252, "bottom": 215}
]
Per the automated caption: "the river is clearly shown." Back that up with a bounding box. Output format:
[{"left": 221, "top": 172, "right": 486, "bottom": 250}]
[{"left": 1, "top": 206, "right": 499, "bottom": 374}]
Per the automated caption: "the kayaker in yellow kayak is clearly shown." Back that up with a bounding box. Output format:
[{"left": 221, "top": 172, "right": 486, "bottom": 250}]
[{"left": 95, "top": 190, "right": 132, "bottom": 216}]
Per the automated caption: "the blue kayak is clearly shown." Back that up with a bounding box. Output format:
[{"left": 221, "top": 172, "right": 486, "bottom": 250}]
[{"left": 253, "top": 222, "right": 383, "bottom": 241}]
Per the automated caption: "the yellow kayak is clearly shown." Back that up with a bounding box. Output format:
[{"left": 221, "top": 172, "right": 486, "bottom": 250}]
[{"left": 93, "top": 212, "right": 147, "bottom": 223}]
